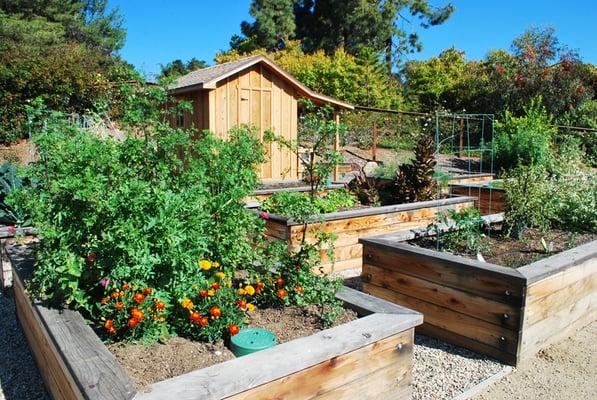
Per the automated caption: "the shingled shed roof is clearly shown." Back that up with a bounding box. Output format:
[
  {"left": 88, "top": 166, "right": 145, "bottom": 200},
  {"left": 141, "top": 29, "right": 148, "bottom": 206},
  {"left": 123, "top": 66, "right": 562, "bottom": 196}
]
[{"left": 170, "top": 55, "right": 354, "bottom": 110}]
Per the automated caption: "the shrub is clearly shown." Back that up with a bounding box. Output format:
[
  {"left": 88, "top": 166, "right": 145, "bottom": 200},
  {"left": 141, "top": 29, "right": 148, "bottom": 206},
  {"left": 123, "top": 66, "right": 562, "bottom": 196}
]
[
  {"left": 20, "top": 86, "right": 346, "bottom": 343},
  {"left": 260, "top": 189, "right": 357, "bottom": 217},
  {"left": 502, "top": 165, "right": 596, "bottom": 234},
  {"left": 492, "top": 98, "right": 556, "bottom": 173},
  {"left": 502, "top": 165, "right": 556, "bottom": 235},
  {"left": 20, "top": 87, "right": 266, "bottom": 342}
]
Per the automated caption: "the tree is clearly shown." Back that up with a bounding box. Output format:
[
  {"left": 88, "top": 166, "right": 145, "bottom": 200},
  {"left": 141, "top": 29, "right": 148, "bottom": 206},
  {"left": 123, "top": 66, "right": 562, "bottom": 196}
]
[
  {"left": 0, "top": 1, "right": 134, "bottom": 143},
  {"left": 0, "top": 0, "right": 126, "bottom": 54},
  {"left": 217, "top": 40, "right": 403, "bottom": 109},
  {"left": 159, "top": 58, "right": 208, "bottom": 79},
  {"left": 232, "top": 0, "right": 454, "bottom": 69},
  {"left": 231, "top": 0, "right": 296, "bottom": 52}
]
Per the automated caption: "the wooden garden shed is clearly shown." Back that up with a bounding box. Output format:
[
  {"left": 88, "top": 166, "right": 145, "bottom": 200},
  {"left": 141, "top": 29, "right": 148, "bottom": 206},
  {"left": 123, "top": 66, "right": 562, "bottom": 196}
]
[{"left": 170, "top": 55, "right": 354, "bottom": 181}]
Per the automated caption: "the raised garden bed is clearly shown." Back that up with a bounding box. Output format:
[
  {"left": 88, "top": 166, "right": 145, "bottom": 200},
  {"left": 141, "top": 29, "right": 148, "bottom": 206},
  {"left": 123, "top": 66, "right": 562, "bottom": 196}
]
[
  {"left": 450, "top": 183, "right": 505, "bottom": 215},
  {"left": 246, "top": 180, "right": 345, "bottom": 203},
  {"left": 262, "top": 196, "right": 475, "bottom": 274},
  {"left": 9, "top": 244, "right": 423, "bottom": 400},
  {"left": 359, "top": 226, "right": 597, "bottom": 365}
]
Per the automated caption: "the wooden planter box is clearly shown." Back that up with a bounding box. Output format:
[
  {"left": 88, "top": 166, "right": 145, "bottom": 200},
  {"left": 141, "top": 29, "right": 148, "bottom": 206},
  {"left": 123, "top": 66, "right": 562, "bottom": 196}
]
[
  {"left": 447, "top": 173, "right": 494, "bottom": 185},
  {"left": 246, "top": 182, "right": 345, "bottom": 203},
  {"left": 263, "top": 196, "right": 475, "bottom": 274},
  {"left": 359, "top": 234, "right": 597, "bottom": 365},
  {"left": 450, "top": 184, "right": 505, "bottom": 215},
  {"left": 8, "top": 244, "right": 422, "bottom": 400}
]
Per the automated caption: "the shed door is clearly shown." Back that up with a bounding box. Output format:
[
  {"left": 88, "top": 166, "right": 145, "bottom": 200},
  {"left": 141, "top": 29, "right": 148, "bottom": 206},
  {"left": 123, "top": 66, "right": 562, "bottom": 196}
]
[{"left": 238, "top": 87, "right": 274, "bottom": 179}]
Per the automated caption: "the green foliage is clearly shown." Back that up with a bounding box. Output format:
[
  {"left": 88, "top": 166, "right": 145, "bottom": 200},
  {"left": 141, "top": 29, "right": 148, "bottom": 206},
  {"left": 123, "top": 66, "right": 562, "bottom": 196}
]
[
  {"left": 430, "top": 208, "right": 488, "bottom": 254},
  {"left": 502, "top": 165, "right": 597, "bottom": 235},
  {"left": 217, "top": 41, "right": 403, "bottom": 109},
  {"left": 20, "top": 86, "right": 266, "bottom": 342},
  {"left": 231, "top": 0, "right": 296, "bottom": 52},
  {"left": 0, "top": 162, "right": 34, "bottom": 225},
  {"left": 502, "top": 165, "right": 556, "bottom": 234},
  {"left": 246, "top": 235, "right": 344, "bottom": 327},
  {"left": 0, "top": 3, "right": 135, "bottom": 143},
  {"left": 561, "top": 100, "right": 597, "bottom": 166},
  {"left": 234, "top": 0, "right": 453, "bottom": 68},
  {"left": 492, "top": 98, "right": 557, "bottom": 172},
  {"left": 261, "top": 189, "right": 357, "bottom": 217},
  {"left": 158, "top": 58, "right": 208, "bottom": 79}
]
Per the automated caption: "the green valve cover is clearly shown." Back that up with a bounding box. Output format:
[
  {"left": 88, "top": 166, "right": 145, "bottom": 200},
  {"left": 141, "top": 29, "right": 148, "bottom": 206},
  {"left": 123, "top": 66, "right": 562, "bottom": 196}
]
[{"left": 230, "top": 328, "right": 277, "bottom": 357}]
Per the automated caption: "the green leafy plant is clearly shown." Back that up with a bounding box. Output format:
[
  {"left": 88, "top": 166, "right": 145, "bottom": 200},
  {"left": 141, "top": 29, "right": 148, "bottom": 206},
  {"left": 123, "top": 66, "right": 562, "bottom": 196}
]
[
  {"left": 0, "top": 162, "right": 33, "bottom": 225},
  {"left": 491, "top": 98, "right": 556, "bottom": 173},
  {"left": 502, "top": 165, "right": 557, "bottom": 235},
  {"left": 429, "top": 208, "right": 489, "bottom": 255},
  {"left": 21, "top": 84, "right": 266, "bottom": 342}
]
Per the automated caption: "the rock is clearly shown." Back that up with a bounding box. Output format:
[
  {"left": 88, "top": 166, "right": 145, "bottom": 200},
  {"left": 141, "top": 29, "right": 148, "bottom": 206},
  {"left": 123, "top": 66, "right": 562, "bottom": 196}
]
[{"left": 362, "top": 161, "right": 379, "bottom": 177}]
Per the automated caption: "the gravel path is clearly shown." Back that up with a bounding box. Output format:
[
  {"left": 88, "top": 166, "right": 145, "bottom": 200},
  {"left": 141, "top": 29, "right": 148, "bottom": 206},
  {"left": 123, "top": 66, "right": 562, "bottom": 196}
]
[
  {"left": 0, "top": 288, "right": 49, "bottom": 400},
  {"left": 474, "top": 321, "right": 597, "bottom": 400},
  {"left": 413, "top": 334, "right": 505, "bottom": 400}
]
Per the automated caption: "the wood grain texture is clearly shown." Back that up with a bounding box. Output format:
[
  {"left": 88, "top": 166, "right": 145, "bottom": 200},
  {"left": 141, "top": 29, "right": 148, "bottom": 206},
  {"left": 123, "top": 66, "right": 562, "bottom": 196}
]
[
  {"left": 451, "top": 186, "right": 505, "bottom": 215},
  {"left": 364, "top": 284, "right": 519, "bottom": 356},
  {"left": 8, "top": 245, "right": 136, "bottom": 400},
  {"left": 360, "top": 237, "right": 597, "bottom": 366},
  {"left": 228, "top": 331, "right": 413, "bottom": 400},
  {"left": 136, "top": 312, "right": 421, "bottom": 400}
]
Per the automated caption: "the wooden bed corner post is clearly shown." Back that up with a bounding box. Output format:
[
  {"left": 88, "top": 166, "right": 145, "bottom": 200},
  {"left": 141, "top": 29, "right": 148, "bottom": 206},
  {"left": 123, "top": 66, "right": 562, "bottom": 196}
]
[{"left": 334, "top": 110, "right": 340, "bottom": 182}]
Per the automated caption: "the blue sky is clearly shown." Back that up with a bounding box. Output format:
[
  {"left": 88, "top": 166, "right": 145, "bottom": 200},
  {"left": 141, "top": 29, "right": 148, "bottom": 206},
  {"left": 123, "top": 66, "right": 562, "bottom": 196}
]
[{"left": 110, "top": 1, "right": 597, "bottom": 78}]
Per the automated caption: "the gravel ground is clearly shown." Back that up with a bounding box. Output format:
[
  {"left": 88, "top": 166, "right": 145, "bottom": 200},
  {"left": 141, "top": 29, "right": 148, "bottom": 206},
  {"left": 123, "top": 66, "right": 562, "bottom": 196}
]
[
  {"left": 0, "top": 288, "right": 49, "bottom": 400},
  {"left": 474, "top": 321, "right": 597, "bottom": 400},
  {"left": 413, "top": 334, "right": 505, "bottom": 400}
]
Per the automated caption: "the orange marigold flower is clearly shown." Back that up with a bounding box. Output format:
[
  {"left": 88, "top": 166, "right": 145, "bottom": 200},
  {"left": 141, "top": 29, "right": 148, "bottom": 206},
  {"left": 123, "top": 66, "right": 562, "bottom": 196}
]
[
  {"left": 155, "top": 301, "right": 166, "bottom": 311},
  {"left": 104, "top": 319, "right": 114, "bottom": 330},
  {"left": 277, "top": 288, "right": 287, "bottom": 298},
  {"left": 128, "top": 318, "right": 139, "bottom": 329},
  {"left": 199, "top": 316, "right": 209, "bottom": 327},
  {"left": 199, "top": 290, "right": 209, "bottom": 298},
  {"left": 209, "top": 306, "right": 222, "bottom": 319},
  {"left": 110, "top": 291, "right": 119, "bottom": 299},
  {"left": 101, "top": 296, "right": 110, "bottom": 305},
  {"left": 121, "top": 283, "right": 129, "bottom": 290},
  {"left": 143, "top": 288, "right": 153, "bottom": 295},
  {"left": 133, "top": 293, "right": 146, "bottom": 303},
  {"left": 131, "top": 307, "right": 144, "bottom": 321},
  {"left": 115, "top": 302, "right": 125, "bottom": 311}
]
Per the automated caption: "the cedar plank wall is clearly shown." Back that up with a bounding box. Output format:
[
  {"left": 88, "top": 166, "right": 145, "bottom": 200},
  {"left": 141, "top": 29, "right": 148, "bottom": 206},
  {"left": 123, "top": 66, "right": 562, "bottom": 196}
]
[
  {"left": 203, "top": 64, "right": 298, "bottom": 180},
  {"left": 451, "top": 186, "right": 506, "bottom": 215},
  {"left": 360, "top": 243, "right": 527, "bottom": 365},
  {"left": 360, "top": 239, "right": 597, "bottom": 365},
  {"left": 519, "top": 256, "right": 597, "bottom": 358},
  {"left": 227, "top": 330, "right": 414, "bottom": 400},
  {"left": 266, "top": 200, "right": 474, "bottom": 274}
]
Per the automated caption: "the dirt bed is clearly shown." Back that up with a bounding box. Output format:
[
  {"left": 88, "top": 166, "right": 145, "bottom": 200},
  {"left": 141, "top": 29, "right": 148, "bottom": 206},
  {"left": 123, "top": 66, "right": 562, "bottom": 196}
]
[
  {"left": 109, "top": 305, "right": 357, "bottom": 389},
  {"left": 412, "top": 228, "right": 596, "bottom": 268}
]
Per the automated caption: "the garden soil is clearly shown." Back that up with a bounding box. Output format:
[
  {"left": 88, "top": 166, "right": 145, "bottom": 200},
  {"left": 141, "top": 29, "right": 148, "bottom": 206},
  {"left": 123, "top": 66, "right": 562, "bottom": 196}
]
[
  {"left": 109, "top": 305, "right": 357, "bottom": 390},
  {"left": 413, "top": 228, "right": 596, "bottom": 268},
  {"left": 474, "top": 321, "right": 596, "bottom": 400}
]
